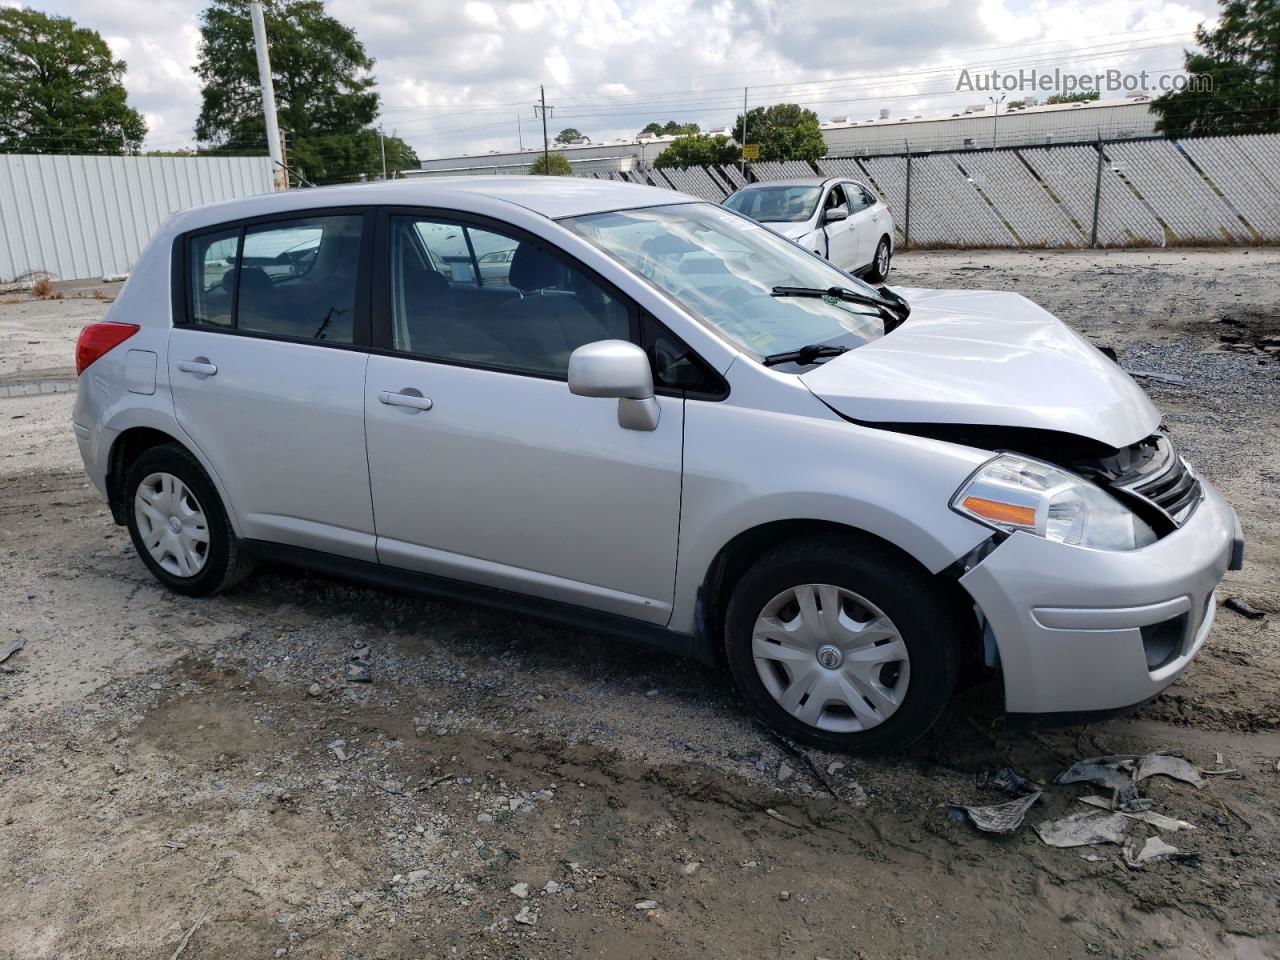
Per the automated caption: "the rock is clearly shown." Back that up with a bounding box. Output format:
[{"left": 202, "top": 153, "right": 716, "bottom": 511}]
[
  {"left": 407, "top": 870, "right": 430, "bottom": 884},
  {"left": 779, "top": 890, "right": 790, "bottom": 901},
  {"left": 343, "top": 659, "right": 372, "bottom": 683},
  {"left": 477, "top": 813, "right": 493, "bottom": 823},
  {"left": 678, "top": 861, "right": 700, "bottom": 876},
  {"left": 542, "top": 880, "right": 562, "bottom": 894},
  {"left": 513, "top": 904, "right": 539, "bottom": 925},
  {"left": 827, "top": 761, "right": 845, "bottom": 776},
  {"left": 645, "top": 689, "right": 659, "bottom": 697},
  {"left": 378, "top": 779, "right": 404, "bottom": 795},
  {"left": 509, "top": 882, "right": 530, "bottom": 899},
  {"left": 307, "top": 683, "right": 322, "bottom": 697},
  {"left": 634, "top": 899, "right": 659, "bottom": 910},
  {"left": 777, "top": 762, "right": 795, "bottom": 784}
]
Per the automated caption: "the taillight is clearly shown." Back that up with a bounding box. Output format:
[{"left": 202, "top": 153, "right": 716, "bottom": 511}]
[{"left": 75, "top": 322, "right": 140, "bottom": 375}]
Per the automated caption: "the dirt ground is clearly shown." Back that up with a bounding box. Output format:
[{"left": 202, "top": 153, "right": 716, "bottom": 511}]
[{"left": 1, "top": 248, "right": 1278, "bottom": 960}]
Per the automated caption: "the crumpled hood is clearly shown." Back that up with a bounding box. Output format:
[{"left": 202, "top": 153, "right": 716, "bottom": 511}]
[
  {"left": 799, "top": 287, "right": 1160, "bottom": 450},
  {"left": 765, "top": 221, "right": 813, "bottom": 241}
]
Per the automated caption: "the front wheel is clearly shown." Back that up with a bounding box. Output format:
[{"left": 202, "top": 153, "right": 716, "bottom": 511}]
[
  {"left": 865, "top": 236, "right": 892, "bottom": 283},
  {"left": 724, "top": 537, "right": 961, "bottom": 752}
]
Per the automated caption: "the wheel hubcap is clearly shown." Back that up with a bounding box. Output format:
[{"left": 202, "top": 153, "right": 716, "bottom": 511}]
[
  {"left": 751, "top": 583, "right": 910, "bottom": 733},
  {"left": 134, "top": 472, "right": 209, "bottom": 578},
  {"left": 878, "top": 245, "right": 890, "bottom": 275}
]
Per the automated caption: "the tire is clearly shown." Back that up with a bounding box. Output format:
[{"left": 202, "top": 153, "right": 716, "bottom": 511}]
[
  {"left": 865, "top": 236, "right": 892, "bottom": 283},
  {"left": 124, "top": 442, "right": 253, "bottom": 596},
  {"left": 724, "top": 536, "right": 961, "bottom": 752}
]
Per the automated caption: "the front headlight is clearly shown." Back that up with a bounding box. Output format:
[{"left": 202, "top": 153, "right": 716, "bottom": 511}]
[{"left": 952, "top": 454, "right": 1156, "bottom": 551}]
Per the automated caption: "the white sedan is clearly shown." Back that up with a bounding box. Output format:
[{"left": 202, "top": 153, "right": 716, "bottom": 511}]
[{"left": 723, "top": 177, "right": 895, "bottom": 282}]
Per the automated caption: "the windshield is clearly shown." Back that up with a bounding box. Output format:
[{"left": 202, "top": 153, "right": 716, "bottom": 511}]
[
  {"left": 561, "top": 202, "right": 888, "bottom": 362},
  {"left": 722, "top": 185, "right": 821, "bottom": 223}
]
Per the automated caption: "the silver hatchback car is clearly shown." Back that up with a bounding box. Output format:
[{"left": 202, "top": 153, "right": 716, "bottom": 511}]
[{"left": 72, "top": 177, "right": 1243, "bottom": 752}]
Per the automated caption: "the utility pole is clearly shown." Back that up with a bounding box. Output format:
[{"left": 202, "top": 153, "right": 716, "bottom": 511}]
[
  {"left": 249, "top": 1, "right": 285, "bottom": 189},
  {"left": 533, "top": 86, "right": 553, "bottom": 172},
  {"left": 379, "top": 124, "right": 387, "bottom": 180},
  {"left": 988, "top": 94, "right": 1006, "bottom": 149},
  {"left": 517, "top": 114, "right": 524, "bottom": 152},
  {"left": 739, "top": 86, "right": 748, "bottom": 177}
]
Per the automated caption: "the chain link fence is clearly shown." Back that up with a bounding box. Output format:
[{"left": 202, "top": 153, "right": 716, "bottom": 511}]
[{"left": 581, "top": 133, "right": 1280, "bottom": 248}]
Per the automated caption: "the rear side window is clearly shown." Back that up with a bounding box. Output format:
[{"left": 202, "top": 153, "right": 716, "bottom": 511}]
[
  {"left": 186, "top": 214, "right": 364, "bottom": 344},
  {"left": 189, "top": 229, "right": 238, "bottom": 327}
]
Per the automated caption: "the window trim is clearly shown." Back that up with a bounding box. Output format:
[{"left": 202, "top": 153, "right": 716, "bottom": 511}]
[
  {"left": 372, "top": 205, "right": 649, "bottom": 384},
  {"left": 641, "top": 313, "right": 730, "bottom": 401},
  {"left": 172, "top": 205, "right": 376, "bottom": 351}
]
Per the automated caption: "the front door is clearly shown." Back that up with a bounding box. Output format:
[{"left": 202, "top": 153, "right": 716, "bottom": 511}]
[
  {"left": 169, "top": 212, "right": 376, "bottom": 561},
  {"left": 821, "top": 184, "right": 859, "bottom": 270},
  {"left": 364, "top": 212, "right": 684, "bottom": 624},
  {"left": 845, "top": 183, "right": 882, "bottom": 270}
]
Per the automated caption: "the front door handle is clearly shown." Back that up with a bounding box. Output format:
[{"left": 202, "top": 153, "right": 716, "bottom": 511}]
[
  {"left": 379, "top": 389, "right": 433, "bottom": 412},
  {"left": 177, "top": 358, "right": 217, "bottom": 377}
]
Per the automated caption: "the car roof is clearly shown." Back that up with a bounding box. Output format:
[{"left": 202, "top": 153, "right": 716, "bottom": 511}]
[
  {"left": 164, "top": 176, "right": 698, "bottom": 235},
  {"left": 732, "top": 177, "right": 838, "bottom": 189}
]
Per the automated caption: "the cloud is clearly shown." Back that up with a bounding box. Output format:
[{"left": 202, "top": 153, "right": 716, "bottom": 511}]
[{"left": 41, "top": 0, "right": 1219, "bottom": 159}]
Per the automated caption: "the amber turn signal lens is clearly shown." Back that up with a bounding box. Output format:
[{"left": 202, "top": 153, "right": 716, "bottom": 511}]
[{"left": 961, "top": 496, "right": 1036, "bottom": 528}]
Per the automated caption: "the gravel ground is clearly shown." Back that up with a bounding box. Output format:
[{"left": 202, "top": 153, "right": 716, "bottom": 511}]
[{"left": 1, "top": 249, "right": 1278, "bottom": 960}]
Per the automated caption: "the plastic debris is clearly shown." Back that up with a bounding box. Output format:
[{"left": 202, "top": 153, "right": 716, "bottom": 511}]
[
  {"left": 0, "top": 634, "right": 25, "bottom": 664},
  {"left": 1078, "top": 796, "right": 1197, "bottom": 832},
  {"left": 947, "top": 791, "right": 1041, "bottom": 834},
  {"left": 1122, "top": 835, "right": 1200, "bottom": 869},
  {"left": 1134, "top": 755, "right": 1205, "bottom": 788},
  {"left": 1224, "top": 597, "right": 1265, "bottom": 620},
  {"left": 979, "top": 767, "right": 1039, "bottom": 797},
  {"left": 1127, "top": 369, "right": 1186, "bottom": 385},
  {"left": 1034, "top": 811, "right": 1130, "bottom": 848}
]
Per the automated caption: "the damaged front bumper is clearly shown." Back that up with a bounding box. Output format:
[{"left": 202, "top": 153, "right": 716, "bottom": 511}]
[{"left": 960, "top": 477, "right": 1241, "bottom": 718}]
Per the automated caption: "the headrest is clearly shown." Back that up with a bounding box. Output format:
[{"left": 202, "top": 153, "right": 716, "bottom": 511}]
[{"left": 508, "top": 243, "right": 563, "bottom": 292}]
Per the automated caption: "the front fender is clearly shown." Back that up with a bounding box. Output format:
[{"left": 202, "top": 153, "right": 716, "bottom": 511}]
[{"left": 669, "top": 397, "right": 992, "bottom": 633}]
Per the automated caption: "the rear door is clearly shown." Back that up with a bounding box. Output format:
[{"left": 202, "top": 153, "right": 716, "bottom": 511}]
[
  {"left": 363, "top": 210, "right": 685, "bottom": 623},
  {"left": 846, "top": 183, "right": 882, "bottom": 269},
  {"left": 169, "top": 210, "right": 377, "bottom": 561}
]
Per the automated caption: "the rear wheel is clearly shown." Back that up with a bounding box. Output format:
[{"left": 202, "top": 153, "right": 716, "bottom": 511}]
[
  {"left": 865, "top": 236, "right": 892, "bottom": 283},
  {"left": 124, "top": 443, "right": 252, "bottom": 596},
  {"left": 724, "top": 536, "right": 960, "bottom": 752}
]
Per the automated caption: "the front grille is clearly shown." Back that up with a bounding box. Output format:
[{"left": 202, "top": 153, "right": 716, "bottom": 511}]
[{"left": 1115, "top": 435, "right": 1203, "bottom": 527}]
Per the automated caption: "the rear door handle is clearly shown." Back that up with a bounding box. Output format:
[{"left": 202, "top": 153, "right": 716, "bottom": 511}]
[
  {"left": 177, "top": 359, "right": 217, "bottom": 377},
  {"left": 379, "top": 389, "right": 433, "bottom": 412}
]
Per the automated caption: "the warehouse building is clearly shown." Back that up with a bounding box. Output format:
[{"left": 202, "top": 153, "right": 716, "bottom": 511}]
[{"left": 409, "top": 95, "right": 1158, "bottom": 176}]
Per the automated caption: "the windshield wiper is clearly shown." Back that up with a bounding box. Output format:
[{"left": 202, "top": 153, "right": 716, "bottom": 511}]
[
  {"left": 771, "top": 284, "right": 910, "bottom": 330},
  {"left": 760, "top": 343, "right": 850, "bottom": 367}
]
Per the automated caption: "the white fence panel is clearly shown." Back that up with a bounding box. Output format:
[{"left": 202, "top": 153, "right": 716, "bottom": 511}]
[
  {"left": 850, "top": 157, "right": 908, "bottom": 244},
  {"left": 1106, "top": 140, "right": 1250, "bottom": 243},
  {"left": 1175, "top": 137, "right": 1280, "bottom": 241},
  {"left": 954, "top": 150, "right": 1085, "bottom": 247},
  {"left": 0, "top": 154, "right": 276, "bottom": 281},
  {"left": 749, "top": 161, "right": 818, "bottom": 181},
  {"left": 1018, "top": 145, "right": 1164, "bottom": 246},
  {"left": 907, "top": 155, "right": 1016, "bottom": 246},
  {"left": 654, "top": 166, "right": 727, "bottom": 200}
]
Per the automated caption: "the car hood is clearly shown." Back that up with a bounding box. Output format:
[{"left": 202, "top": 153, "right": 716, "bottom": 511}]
[{"left": 798, "top": 287, "right": 1160, "bottom": 450}]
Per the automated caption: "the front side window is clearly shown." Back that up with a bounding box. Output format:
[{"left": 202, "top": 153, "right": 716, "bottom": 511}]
[
  {"left": 186, "top": 214, "right": 363, "bottom": 344},
  {"left": 562, "top": 203, "right": 887, "bottom": 360},
  {"left": 390, "top": 215, "right": 630, "bottom": 377},
  {"left": 722, "top": 185, "right": 822, "bottom": 223}
]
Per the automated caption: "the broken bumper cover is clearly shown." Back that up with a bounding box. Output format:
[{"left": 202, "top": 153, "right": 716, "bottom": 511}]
[{"left": 960, "top": 478, "right": 1239, "bottom": 717}]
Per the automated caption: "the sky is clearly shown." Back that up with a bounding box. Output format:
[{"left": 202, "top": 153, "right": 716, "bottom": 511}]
[{"left": 21, "top": 0, "right": 1219, "bottom": 160}]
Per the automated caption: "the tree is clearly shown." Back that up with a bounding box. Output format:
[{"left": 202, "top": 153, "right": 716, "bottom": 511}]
[
  {"left": 1152, "top": 0, "right": 1280, "bottom": 137},
  {"left": 555, "top": 127, "right": 585, "bottom": 143},
  {"left": 653, "top": 133, "right": 741, "bottom": 168},
  {"left": 529, "top": 152, "right": 572, "bottom": 175},
  {"left": 640, "top": 120, "right": 700, "bottom": 137},
  {"left": 0, "top": 8, "right": 146, "bottom": 154},
  {"left": 732, "top": 103, "right": 826, "bottom": 162},
  {"left": 1045, "top": 92, "right": 1100, "bottom": 104},
  {"left": 1007, "top": 100, "right": 1027, "bottom": 110},
  {"left": 194, "top": 0, "right": 383, "bottom": 183}
]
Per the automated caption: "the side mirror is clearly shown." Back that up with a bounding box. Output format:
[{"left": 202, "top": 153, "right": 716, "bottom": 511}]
[
  {"left": 824, "top": 204, "right": 849, "bottom": 222},
  {"left": 568, "top": 340, "right": 660, "bottom": 431}
]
